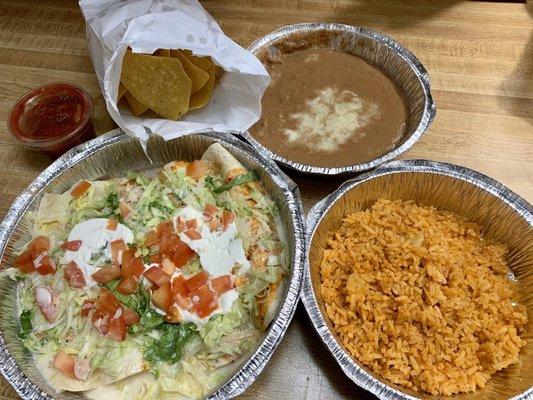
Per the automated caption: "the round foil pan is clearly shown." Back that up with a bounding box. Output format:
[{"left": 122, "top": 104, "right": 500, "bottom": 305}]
[
  {"left": 243, "top": 23, "right": 436, "bottom": 175},
  {"left": 302, "top": 159, "right": 533, "bottom": 399},
  {"left": 0, "top": 129, "right": 306, "bottom": 399}
]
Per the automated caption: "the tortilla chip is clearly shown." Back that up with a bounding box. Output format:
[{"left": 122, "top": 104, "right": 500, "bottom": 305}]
[
  {"left": 124, "top": 91, "right": 148, "bottom": 116},
  {"left": 117, "top": 83, "right": 127, "bottom": 101},
  {"left": 121, "top": 51, "right": 192, "bottom": 120},
  {"left": 181, "top": 49, "right": 215, "bottom": 72},
  {"left": 189, "top": 65, "right": 215, "bottom": 110},
  {"left": 170, "top": 50, "right": 209, "bottom": 93},
  {"left": 154, "top": 49, "right": 170, "bottom": 57}
]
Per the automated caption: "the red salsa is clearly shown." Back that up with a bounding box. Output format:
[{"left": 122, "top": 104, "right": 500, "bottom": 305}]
[{"left": 9, "top": 83, "right": 95, "bottom": 158}]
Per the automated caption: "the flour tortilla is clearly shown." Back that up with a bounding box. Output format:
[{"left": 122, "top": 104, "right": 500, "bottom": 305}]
[
  {"left": 200, "top": 143, "right": 246, "bottom": 180},
  {"left": 36, "top": 347, "right": 146, "bottom": 392},
  {"left": 201, "top": 143, "right": 285, "bottom": 330}
]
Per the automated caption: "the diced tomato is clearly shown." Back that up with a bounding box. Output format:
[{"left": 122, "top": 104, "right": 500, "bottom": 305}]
[
  {"left": 154, "top": 221, "right": 196, "bottom": 268},
  {"left": 120, "top": 248, "right": 135, "bottom": 277},
  {"left": 211, "top": 275, "right": 233, "bottom": 295},
  {"left": 144, "top": 266, "right": 171, "bottom": 287},
  {"left": 145, "top": 230, "right": 159, "bottom": 247},
  {"left": 176, "top": 217, "right": 186, "bottom": 233},
  {"left": 203, "top": 203, "right": 217, "bottom": 221},
  {"left": 73, "top": 358, "right": 90, "bottom": 381},
  {"left": 159, "top": 234, "right": 171, "bottom": 253},
  {"left": 122, "top": 307, "right": 140, "bottom": 325},
  {"left": 63, "top": 261, "right": 86, "bottom": 288},
  {"left": 108, "top": 311, "right": 126, "bottom": 341},
  {"left": 13, "top": 250, "right": 35, "bottom": 273},
  {"left": 185, "top": 229, "right": 201, "bottom": 240},
  {"left": 92, "top": 265, "right": 121, "bottom": 283},
  {"left": 28, "top": 236, "right": 50, "bottom": 259},
  {"left": 157, "top": 220, "right": 173, "bottom": 236},
  {"left": 190, "top": 284, "right": 218, "bottom": 318},
  {"left": 36, "top": 287, "right": 59, "bottom": 322},
  {"left": 61, "top": 240, "right": 82, "bottom": 251},
  {"left": 107, "top": 218, "right": 118, "bottom": 231},
  {"left": 94, "top": 288, "right": 120, "bottom": 316},
  {"left": 116, "top": 276, "right": 139, "bottom": 295},
  {"left": 172, "top": 275, "right": 189, "bottom": 296},
  {"left": 151, "top": 282, "right": 172, "bottom": 313},
  {"left": 172, "top": 276, "right": 190, "bottom": 311},
  {"left": 71, "top": 180, "right": 92, "bottom": 198},
  {"left": 119, "top": 201, "right": 132, "bottom": 218},
  {"left": 80, "top": 299, "right": 95, "bottom": 317},
  {"left": 204, "top": 203, "right": 218, "bottom": 214},
  {"left": 53, "top": 350, "right": 76, "bottom": 379},
  {"left": 175, "top": 293, "right": 192, "bottom": 310},
  {"left": 160, "top": 232, "right": 178, "bottom": 253},
  {"left": 110, "top": 239, "right": 126, "bottom": 266},
  {"left": 185, "top": 271, "right": 208, "bottom": 292},
  {"left": 122, "top": 253, "right": 143, "bottom": 279},
  {"left": 221, "top": 210, "right": 235, "bottom": 230},
  {"left": 36, "top": 254, "right": 56, "bottom": 275},
  {"left": 186, "top": 160, "right": 208, "bottom": 180},
  {"left": 185, "top": 219, "right": 198, "bottom": 229},
  {"left": 208, "top": 219, "right": 220, "bottom": 232},
  {"left": 161, "top": 257, "right": 175, "bottom": 275},
  {"left": 131, "top": 257, "right": 145, "bottom": 277},
  {"left": 150, "top": 253, "right": 162, "bottom": 264}
]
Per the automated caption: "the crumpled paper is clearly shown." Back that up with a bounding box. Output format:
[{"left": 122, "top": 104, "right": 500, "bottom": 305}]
[{"left": 79, "top": 0, "right": 270, "bottom": 142}]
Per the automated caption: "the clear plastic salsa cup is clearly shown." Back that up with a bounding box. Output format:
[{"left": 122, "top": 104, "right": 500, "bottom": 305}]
[{"left": 8, "top": 83, "right": 96, "bottom": 158}]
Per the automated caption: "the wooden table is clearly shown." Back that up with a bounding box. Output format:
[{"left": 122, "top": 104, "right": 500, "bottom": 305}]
[{"left": 0, "top": 0, "right": 531, "bottom": 398}]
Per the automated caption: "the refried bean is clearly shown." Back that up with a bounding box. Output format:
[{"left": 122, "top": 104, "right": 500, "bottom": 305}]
[{"left": 250, "top": 48, "right": 409, "bottom": 167}]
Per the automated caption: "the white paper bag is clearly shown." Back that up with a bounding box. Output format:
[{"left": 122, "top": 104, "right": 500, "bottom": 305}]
[{"left": 79, "top": 0, "right": 270, "bottom": 142}]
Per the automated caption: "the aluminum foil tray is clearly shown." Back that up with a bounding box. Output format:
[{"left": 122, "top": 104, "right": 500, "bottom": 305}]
[
  {"left": 0, "top": 129, "right": 306, "bottom": 400},
  {"left": 302, "top": 159, "right": 533, "bottom": 399},
  {"left": 244, "top": 23, "right": 436, "bottom": 175}
]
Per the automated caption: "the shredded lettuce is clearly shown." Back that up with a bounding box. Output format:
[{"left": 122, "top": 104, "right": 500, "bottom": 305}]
[
  {"left": 90, "top": 340, "right": 145, "bottom": 379},
  {"left": 155, "top": 356, "right": 231, "bottom": 398},
  {"left": 105, "top": 279, "right": 149, "bottom": 315},
  {"left": 144, "top": 323, "right": 197, "bottom": 365},
  {"left": 200, "top": 300, "right": 247, "bottom": 349},
  {"left": 240, "top": 266, "right": 280, "bottom": 316},
  {"left": 0, "top": 267, "right": 23, "bottom": 281},
  {"left": 181, "top": 258, "right": 202, "bottom": 276},
  {"left": 106, "top": 192, "right": 120, "bottom": 212},
  {"left": 206, "top": 171, "right": 258, "bottom": 194},
  {"left": 131, "top": 310, "right": 165, "bottom": 334},
  {"left": 70, "top": 182, "right": 119, "bottom": 225},
  {"left": 18, "top": 309, "right": 33, "bottom": 339}
]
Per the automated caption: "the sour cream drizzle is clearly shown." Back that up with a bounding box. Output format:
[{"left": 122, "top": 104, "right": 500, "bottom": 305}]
[
  {"left": 63, "top": 218, "right": 134, "bottom": 287},
  {"left": 174, "top": 207, "right": 251, "bottom": 277}
]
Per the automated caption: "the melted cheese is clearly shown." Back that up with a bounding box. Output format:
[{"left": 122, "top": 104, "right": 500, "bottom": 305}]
[{"left": 284, "top": 86, "right": 380, "bottom": 152}]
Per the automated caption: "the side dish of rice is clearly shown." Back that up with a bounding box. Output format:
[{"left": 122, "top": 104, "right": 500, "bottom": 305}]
[{"left": 319, "top": 198, "right": 528, "bottom": 395}]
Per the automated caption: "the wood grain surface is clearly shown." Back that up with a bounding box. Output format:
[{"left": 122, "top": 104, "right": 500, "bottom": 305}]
[{"left": 0, "top": 0, "right": 532, "bottom": 399}]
